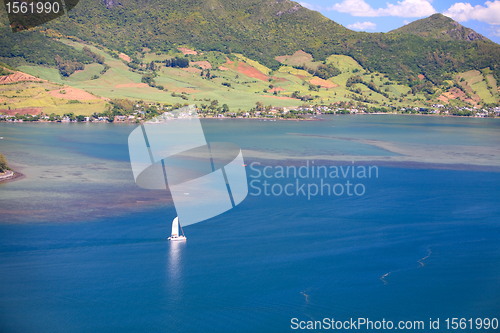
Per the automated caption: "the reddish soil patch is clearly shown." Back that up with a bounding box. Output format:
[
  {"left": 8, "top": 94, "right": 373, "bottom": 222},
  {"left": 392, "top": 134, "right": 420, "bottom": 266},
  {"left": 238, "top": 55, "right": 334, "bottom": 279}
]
[
  {"left": 295, "top": 75, "right": 309, "bottom": 80},
  {"left": 178, "top": 47, "right": 197, "bottom": 55},
  {"left": 443, "top": 88, "right": 462, "bottom": 100},
  {"left": 0, "top": 71, "right": 44, "bottom": 84},
  {"left": 444, "top": 88, "right": 478, "bottom": 105},
  {"left": 218, "top": 66, "right": 229, "bottom": 71},
  {"left": 0, "top": 107, "right": 42, "bottom": 116},
  {"left": 418, "top": 74, "right": 425, "bottom": 80},
  {"left": 268, "top": 87, "right": 285, "bottom": 93},
  {"left": 459, "top": 82, "right": 474, "bottom": 94},
  {"left": 119, "top": 53, "right": 131, "bottom": 62},
  {"left": 183, "top": 67, "right": 202, "bottom": 74},
  {"left": 271, "top": 77, "right": 287, "bottom": 82},
  {"left": 259, "top": 95, "right": 295, "bottom": 100},
  {"left": 437, "top": 95, "right": 449, "bottom": 103},
  {"left": 275, "top": 55, "right": 289, "bottom": 63},
  {"left": 191, "top": 61, "right": 212, "bottom": 69},
  {"left": 225, "top": 57, "right": 234, "bottom": 65},
  {"left": 309, "top": 77, "right": 337, "bottom": 89},
  {"left": 237, "top": 63, "right": 268, "bottom": 81},
  {"left": 48, "top": 87, "right": 99, "bottom": 100}
]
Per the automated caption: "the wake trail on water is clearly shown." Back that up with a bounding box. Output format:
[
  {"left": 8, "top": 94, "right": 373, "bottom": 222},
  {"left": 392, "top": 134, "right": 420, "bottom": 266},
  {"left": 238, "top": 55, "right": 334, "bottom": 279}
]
[{"left": 380, "top": 246, "right": 432, "bottom": 284}]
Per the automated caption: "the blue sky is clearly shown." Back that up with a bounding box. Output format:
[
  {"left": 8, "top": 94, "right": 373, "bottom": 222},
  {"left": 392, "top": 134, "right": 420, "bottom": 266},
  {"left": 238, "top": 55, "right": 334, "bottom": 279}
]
[{"left": 299, "top": 0, "right": 500, "bottom": 44}]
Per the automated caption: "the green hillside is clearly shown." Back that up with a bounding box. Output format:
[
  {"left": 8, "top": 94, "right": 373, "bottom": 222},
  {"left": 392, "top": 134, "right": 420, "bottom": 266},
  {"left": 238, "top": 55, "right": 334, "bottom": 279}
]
[
  {"left": 0, "top": 0, "right": 499, "bottom": 113},
  {"left": 3, "top": 37, "right": 498, "bottom": 116},
  {"left": 1, "top": 0, "right": 500, "bottom": 87}
]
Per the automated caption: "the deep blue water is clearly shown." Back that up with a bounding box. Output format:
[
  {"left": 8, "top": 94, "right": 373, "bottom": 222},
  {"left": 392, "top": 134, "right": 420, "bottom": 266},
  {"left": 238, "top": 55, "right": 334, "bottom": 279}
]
[{"left": 0, "top": 116, "right": 499, "bottom": 332}]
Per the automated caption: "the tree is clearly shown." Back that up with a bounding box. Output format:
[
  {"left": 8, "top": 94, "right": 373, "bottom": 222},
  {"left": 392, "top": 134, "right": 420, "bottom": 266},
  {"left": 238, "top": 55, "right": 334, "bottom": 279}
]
[
  {"left": 164, "top": 57, "right": 189, "bottom": 68},
  {"left": 210, "top": 100, "right": 219, "bottom": 110},
  {"left": 0, "top": 153, "right": 11, "bottom": 172},
  {"left": 64, "top": 112, "right": 76, "bottom": 120},
  {"left": 111, "top": 99, "right": 135, "bottom": 113},
  {"left": 222, "top": 104, "right": 230, "bottom": 113},
  {"left": 255, "top": 101, "right": 264, "bottom": 111}
]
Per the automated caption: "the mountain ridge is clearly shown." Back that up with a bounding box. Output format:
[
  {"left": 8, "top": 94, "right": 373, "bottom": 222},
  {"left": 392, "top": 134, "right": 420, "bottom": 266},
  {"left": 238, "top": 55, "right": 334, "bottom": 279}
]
[
  {"left": 0, "top": 0, "right": 499, "bottom": 108},
  {"left": 390, "top": 13, "right": 489, "bottom": 42},
  {"left": 41, "top": 0, "right": 500, "bottom": 83}
]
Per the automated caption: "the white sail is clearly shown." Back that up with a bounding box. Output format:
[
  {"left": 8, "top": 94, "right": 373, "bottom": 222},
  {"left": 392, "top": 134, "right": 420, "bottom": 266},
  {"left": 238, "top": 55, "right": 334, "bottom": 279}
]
[{"left": 171, "top": 217, "right": 179, "bottom": 237}]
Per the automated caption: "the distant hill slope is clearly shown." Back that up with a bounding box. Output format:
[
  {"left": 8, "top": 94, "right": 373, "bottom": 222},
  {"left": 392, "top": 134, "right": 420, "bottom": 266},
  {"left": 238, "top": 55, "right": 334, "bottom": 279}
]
[
  {"left": 390, "top": 13, "right": 488, "bottom": 42},
  {"left": 2, "top": 38, "right": 499, "bottom": 117},
  {"left": 46, "top": 0, "right": 348, "bottom": 68}
]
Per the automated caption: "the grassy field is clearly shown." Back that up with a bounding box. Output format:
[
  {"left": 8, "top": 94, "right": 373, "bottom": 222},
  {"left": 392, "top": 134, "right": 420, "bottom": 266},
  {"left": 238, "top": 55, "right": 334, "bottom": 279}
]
[
  {"left": 454, "top": 70, "right": 498, "bottom": 105},
  {"left": 3, "top": 39, "right": 497, "bottom": 115},
  {"left": 0, "top": 81, "right": 108, "bottom": 115},
  {"left": 471, "top": 80, "right": 496, "bottom": 104},
  {"left": 326, "top": 54, "right": 364, "bottom": 72},
  {"left": 485, "top": 74, "right": 497, "bottom": 90},
  {"left": 277, "top": 66, "right": 311, "bottom": 77},
  {"left": 142, "top": 53, "right": 171, "bottom": 63},
  {"left": 275, "top": 50, "right": 315, "bottom": 68},
  {"left": 67, "top": 63, "right": 105, "bottom": 82},
  {"left": 17, "top": 66, "right": 66, "bottom": 84},
  {"left": 235, "top": 54, "right": 272, "bottom": 75}
]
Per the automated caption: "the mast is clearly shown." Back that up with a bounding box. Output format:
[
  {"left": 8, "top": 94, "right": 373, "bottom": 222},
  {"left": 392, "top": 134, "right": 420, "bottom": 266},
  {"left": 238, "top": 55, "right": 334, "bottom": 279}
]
[{"left": 179, "top": 218, "right": 185, "bottom": 237}]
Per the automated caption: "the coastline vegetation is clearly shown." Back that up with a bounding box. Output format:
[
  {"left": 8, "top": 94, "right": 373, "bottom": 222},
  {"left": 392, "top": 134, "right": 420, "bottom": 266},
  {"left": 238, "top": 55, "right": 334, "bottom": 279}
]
[
  {"left": 0, "top": 153, "right": 11, "bottom": 173},
  {"left": 1, "top": 98, "right": 498, "bottom": 123}
]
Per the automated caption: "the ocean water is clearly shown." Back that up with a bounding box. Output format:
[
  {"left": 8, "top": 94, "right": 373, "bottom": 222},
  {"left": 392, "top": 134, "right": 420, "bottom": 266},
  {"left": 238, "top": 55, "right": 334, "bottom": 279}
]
[{"left": 0, "top": 116, "right": 499, "bottom": 332}]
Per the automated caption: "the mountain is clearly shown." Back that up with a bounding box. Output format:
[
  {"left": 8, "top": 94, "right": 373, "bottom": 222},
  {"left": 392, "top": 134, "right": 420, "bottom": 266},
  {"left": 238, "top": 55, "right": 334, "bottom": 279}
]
[
  {"left": 0, "top": 0, "right": 499, "bottom": 107},
  {"left": 390, "top": 13, "right": 488, "bottom": 42},
  {"left": 31, "top": 0, "right": 500, "bottom": 83},
  {"left": 42, "top": 0, "right": 348, "bottom": 68}
]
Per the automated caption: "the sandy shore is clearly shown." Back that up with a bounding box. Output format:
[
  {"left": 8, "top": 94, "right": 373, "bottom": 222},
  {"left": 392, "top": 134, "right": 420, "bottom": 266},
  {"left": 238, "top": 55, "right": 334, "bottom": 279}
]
[
  {"left": 0, "top": 170, "right": 25, "bottom": 184},
  {"left": 242, "top": 134, "right": 500, "bottom": 171}
]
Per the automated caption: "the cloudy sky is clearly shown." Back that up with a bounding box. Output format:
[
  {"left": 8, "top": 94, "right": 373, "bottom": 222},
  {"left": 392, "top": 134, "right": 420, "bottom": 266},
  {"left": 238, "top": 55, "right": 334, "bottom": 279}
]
[{"left": 299, "top": 0, "right": 500, "bottom": 44}]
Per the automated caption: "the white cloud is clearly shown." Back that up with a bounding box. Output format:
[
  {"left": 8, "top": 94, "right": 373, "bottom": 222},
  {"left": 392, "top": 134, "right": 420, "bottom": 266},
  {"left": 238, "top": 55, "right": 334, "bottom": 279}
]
[
  {"left": 329, "top": 0, "right": 436, "bottom": 18},
  {"left": 403, "top": 19, "right": 410, "bottom": 24},
  {"left": 347, "top": 21, "right": 377, "bottom": 30},
  {"left": 329, "top": 0, "right": 376, "bottom": 16},
  {"left": 300, "top": 2, "right": 320, "bottom": 10},
  {"left": 443, "top": 3, "right": 474, "bottom": 21},
  {"left": 380, "top": 0, "right": 437, "bottom": 17},
  {"left": 444, "top": 1, "right": 500, "bottom": 25},
  {"left": 490, "top": 26, "right": 500, "bottom": 36}
]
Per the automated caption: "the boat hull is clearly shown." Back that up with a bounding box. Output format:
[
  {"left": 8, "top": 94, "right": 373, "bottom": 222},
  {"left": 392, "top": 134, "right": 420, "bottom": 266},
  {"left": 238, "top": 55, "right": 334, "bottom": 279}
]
[{"left": 168, "top": 236, "right": 187, "bottom": 242}]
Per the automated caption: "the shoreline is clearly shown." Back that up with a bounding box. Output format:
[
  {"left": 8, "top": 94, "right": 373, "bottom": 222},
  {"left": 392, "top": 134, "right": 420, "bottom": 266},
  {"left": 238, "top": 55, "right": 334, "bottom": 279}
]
[
  {"left": 0, "top": 170, "right": 25, "bottom": 184},
  {"left": 1, "top": 112, "right": 499, "bottom": 125}
]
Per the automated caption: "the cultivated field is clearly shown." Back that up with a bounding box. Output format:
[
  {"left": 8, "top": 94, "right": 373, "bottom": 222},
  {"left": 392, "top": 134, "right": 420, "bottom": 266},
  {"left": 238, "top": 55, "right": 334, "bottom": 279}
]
[{"left": 4, "top": 39, "right": 498, "bottom": 115}]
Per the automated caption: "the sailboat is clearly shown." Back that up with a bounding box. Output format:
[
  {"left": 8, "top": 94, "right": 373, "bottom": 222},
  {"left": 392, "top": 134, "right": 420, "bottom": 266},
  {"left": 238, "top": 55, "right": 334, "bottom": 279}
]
[{"left": 168, "top": 216, "right": 186, "bottom": 241}]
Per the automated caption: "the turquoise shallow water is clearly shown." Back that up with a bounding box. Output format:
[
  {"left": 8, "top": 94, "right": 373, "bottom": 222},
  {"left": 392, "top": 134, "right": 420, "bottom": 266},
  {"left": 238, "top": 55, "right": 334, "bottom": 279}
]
[{"left": 0, "top": 116, "right": 499, "bottom": 332}]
